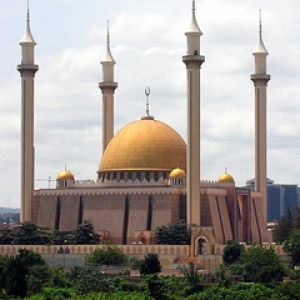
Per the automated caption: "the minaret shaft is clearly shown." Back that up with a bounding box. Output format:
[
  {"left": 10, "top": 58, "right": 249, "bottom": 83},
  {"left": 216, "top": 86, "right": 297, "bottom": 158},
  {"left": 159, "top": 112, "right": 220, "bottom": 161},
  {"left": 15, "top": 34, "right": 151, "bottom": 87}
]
[
  {"left": 20, "top": 72, "right": 36, "bottom": 222},
  {"left": 186, "top": 65, "right": 201, "bottom": 225},
  {"left": 254, "top": 82, "right": 268, "bottom": 220},
  {"left": 99, "top": 84, "right": 117, "bottom": 153}
]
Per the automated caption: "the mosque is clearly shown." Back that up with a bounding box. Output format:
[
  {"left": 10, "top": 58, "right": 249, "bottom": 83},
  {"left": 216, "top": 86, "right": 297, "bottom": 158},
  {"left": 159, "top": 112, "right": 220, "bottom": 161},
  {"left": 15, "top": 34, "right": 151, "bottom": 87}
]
[{"left": 17, "top": 1, "right": 271, "bottom": 252}]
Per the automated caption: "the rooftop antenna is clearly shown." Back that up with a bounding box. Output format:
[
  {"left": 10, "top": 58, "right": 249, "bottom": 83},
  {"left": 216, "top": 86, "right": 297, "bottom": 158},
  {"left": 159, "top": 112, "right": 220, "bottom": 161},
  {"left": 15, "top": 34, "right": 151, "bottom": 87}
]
[{"left": 141, "top": 87, "right": 154, "bottom": 120}]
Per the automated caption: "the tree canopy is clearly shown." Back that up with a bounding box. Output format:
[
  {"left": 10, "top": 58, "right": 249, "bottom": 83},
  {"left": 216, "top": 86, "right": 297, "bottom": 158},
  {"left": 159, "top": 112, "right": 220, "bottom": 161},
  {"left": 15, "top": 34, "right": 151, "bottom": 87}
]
[
  {"left": 155, "top": 220, "right": 191, "bottom": 245},
  {"left": 86, "top": 245, "right": 128, "bottom": 266},
  {"left": 284, "top": 229, "right": 300, "bottom": 265},
  {"left": 223, "top": 240, "right": 245, "bottom": 265},
  {"left": 0, "top": 222, "right": 100, "bottom": 245}
]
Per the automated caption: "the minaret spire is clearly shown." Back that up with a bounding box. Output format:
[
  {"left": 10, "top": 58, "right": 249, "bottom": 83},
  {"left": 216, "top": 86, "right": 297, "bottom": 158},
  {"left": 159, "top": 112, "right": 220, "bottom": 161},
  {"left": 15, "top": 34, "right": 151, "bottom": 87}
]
[
  {"left": 253, "top": 10, "right": 268, "bottom": 55},
  {"left": 20, "top": 0, "right": 36, "bottom": 45},
  {"left": 103, "top": 20, "right": 115, "bottom": 63}
]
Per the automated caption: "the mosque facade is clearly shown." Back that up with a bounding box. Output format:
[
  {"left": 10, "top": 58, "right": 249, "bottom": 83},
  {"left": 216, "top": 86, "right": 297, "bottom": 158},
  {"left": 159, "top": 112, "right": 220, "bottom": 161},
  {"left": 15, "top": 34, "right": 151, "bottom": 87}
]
[{"left": 18, "top": 2, "right": 271, "bottom": 252}]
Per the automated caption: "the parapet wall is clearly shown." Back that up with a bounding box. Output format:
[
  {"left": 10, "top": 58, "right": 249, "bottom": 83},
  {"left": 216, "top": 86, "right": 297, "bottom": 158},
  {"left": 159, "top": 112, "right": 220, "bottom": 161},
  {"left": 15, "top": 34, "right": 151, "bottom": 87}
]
[
  {"left": 0, "top": 243, "right": 287, "bottom": 257},
  {"left": 0, "top": 244, "right": 190, "bottom": 257}
]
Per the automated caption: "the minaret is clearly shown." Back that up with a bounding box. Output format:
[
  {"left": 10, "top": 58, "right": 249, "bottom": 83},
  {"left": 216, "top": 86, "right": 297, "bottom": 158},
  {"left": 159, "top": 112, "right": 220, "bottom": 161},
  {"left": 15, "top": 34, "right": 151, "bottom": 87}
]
[
  {"left": 182, "top": 0, "right": 205, "bottom": 225},
  {"left": 99, "top": 21, "right": 118, "bottom": 154},
  {"left": 251, "top": 11, "right": 270, "bottom": 229},
  {"left": 17, "top": 1, "right": 39, "bottom": 223}
]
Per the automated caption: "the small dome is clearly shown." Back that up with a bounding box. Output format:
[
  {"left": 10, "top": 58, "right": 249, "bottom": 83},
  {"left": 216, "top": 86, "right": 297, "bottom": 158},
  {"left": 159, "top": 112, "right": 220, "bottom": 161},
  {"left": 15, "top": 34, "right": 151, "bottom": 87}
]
[
  {"left": 56, "top": 170, "right": 75, "bottom": 181},
  {"left": 218, "top": 171, "right": 235, "bottom": 184},
  {"left": 170, "top": 168, "right": 186, "bottom": 178}
]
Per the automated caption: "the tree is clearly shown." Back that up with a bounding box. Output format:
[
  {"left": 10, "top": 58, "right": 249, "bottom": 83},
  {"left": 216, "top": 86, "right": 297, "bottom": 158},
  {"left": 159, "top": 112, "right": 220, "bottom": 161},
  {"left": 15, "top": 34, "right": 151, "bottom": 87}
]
[
  {"left": 180, "top": 262, "right": 205, "bottom": 294},
  {"left": 0, "top": 229, "right": 13, "bottom": 245},
  {"left": 144, "top": 274, "right": 166, "bottom": 300},
  {"left": 11, "top": 223, "right": 52, "bottom": 245},
  {"left": 3, "top": 249, "right": 49, "bottom": 298},
  {"left": 155, "top": 220, "right": 191, "bottom": 245},
  {"left": 140, "top": 253, "right": 161, "bottom": 275},
  {"left": 284, "top": 229, "right": 300, "bottom": 265},
  {"left": 73, "top": 222, "right": 100, "bottom": 245},
  {"left": 0, "top": 255, "right": 7, "bottom": 291},
  {"left": 86, "top": 245, "right": 127, "bottom": 265},
  {"left": 273, "top": 209, "right": 294, "bottom": 243},
  {"left": 223, "top": 240, "right": 245, "bottom": 265},
  {"left": 5, "top": 254, "right": 28, "bottom": 298},
  {"left": 240, "top": 246, "right": 287, "bottom": 284}
]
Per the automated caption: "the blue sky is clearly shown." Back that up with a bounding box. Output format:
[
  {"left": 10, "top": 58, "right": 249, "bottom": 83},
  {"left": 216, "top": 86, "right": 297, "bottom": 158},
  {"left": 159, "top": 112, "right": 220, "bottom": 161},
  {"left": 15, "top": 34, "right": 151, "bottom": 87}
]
[{"left": 1, "top": 0, "right": 300, "bottom": 207}]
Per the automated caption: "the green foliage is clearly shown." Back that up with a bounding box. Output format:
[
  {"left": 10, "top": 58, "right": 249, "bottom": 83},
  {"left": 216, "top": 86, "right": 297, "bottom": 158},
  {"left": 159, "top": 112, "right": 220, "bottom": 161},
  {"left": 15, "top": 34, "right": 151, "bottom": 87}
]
[
  {"left": 180, "top": 262, "right": 205, "bottom": 294},
  {"left": 155, "top": 220, "right": 191, "bottom": 245},
  {"left": 129, "top": 256, "right": 143, "bottom": 270},
  {"left": 5, "top": 254, "right": 28, "bottom": 297},
  {"left": 223, "top": 240, "right": 245, "bottom": 265},
  {"left": 0, "top": 222, "right": 100, "bottom": 246},
  {"left": 144, "top": 274, "right": 166, "bottom": 300},
  {"left": 1, "top": 249, "right": 49, "bottom": 298},
  {"left": 74, "top": 268, "right": 113, "bottom": 295},
  {"left": 11, "top": 223, "right": 52, "bottom": 245},
  {"left": 273, "top": 209, "right": 294, "bottom": 244},
  {"left": 186, "top": 283, "right": 276, "bottom": 300},
  {"left": 140, "top": 253, "right": 161, "bottom": 275},
  {"left": 0, "top": 229, "right": 14, "bottom": 245},
  {"left": 274, "top": 282, "right": 300, "bottom": 300},
  {"left": 26, "top": 287, "right": 75, "bottom": 300},
  {"left": 19, "top": 248, "right": 46, "bottom": 267},
  {"left": 73, "top": 222, "right": 101, "bottom": 245},
  {"left": 86, "top": 245, "right": 127, "bottom": 265},
  {"left": 239, "top": 246, "right": 287, "bottom": 283},
  {"left": 0, "top": 255, "right": 8, "bottom": 290},
  {"left": 47, "top": 267, "right": 73, "bottom": 288},
  {"left": 284, "top": 229, "right": 300, "bottom": 265}
]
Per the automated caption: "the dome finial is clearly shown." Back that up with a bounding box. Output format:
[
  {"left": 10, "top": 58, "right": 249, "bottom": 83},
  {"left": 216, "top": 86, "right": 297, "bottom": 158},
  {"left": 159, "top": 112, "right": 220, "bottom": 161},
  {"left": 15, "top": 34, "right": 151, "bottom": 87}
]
[
  {"left": 20, "top": 0, "right": 36, "bottom": 45},
  {"left": 141, "top": 87, "right": 154, "bottom": 120},
  {"left": 253, "top": 9, "right": 268, "bottom": 54}
]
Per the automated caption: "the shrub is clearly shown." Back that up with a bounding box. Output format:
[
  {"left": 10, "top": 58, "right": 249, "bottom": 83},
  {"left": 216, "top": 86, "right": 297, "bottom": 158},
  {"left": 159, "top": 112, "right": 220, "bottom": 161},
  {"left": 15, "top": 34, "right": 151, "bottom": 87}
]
[
  {"left": 155, "top": 220, "right": 191, "bottom": 245},
  {"left": 284, "top": 229, "right": 300, "bottom": 265},
  {"left": 223, "top": 240, "right": 245, "bottom": 265},
  {"left": 240, "top": 246, "right": 287, "bottom": 284},
  {"left": 140, "top": 253, "right": 161, "bottom": 275},
  {"left": 86, "top": 245, "right": 127, "bottom": 265}
]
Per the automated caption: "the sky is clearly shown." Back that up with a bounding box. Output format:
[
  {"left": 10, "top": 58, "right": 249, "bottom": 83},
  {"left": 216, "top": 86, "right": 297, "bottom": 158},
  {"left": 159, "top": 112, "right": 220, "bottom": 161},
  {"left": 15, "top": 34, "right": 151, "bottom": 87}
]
[{"left": 1, "top": 0, "right": 300, "bottom": 208}]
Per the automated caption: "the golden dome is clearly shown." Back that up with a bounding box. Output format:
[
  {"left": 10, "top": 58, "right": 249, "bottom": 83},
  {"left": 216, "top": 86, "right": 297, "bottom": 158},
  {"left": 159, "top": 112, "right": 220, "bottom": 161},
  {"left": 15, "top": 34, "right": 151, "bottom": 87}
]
[
  {"left": 170, "top": 168, "right": 186, "bottom": 178},
  {"left": 218, "top": 171, "right": 235, "bottom": 184},
  {"left": 56, "top": 170, "right": 75, "bottom": 181},
  {"left": 99, "top": 119, "right": 186, "bottom": 173}
]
